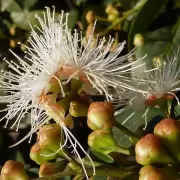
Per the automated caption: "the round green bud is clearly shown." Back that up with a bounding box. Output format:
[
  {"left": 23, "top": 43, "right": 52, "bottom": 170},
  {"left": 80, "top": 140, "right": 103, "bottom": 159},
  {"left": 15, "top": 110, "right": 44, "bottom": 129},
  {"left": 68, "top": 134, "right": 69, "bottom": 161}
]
[
  {"left": 87, "top": 102, "right": 114, "bottom": 130},
  {"left": 105, "top": 4, "right": 119, "bottom": 16},
  {"left": 37, "top": 124, "right": 64, "bottom": 155},
  {"left": 88, "top": 130, "right": 117, "bottom": 154},
  {"left": 107, "top": 14, "right": 118, "bottom": 22},
  {"left": 135, "top": 134, "right": 175, "bottom": 165},
  {"left": 69, "top": 101, "right": 88, "bottom": 117},
  {"left": 30, "top": 142, "right": 59, "bottom": 165},
  {"left": 133, "top": 33, "right": 144, "bottom": 47}
]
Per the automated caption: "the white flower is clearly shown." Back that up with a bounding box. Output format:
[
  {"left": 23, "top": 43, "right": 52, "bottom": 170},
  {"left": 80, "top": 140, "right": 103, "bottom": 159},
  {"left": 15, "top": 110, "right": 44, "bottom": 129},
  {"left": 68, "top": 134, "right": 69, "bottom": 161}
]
[
  {"left": 114, "top": 51, "right": 180, "bottom": 129},
  {"left": 0, "top": 7, "right": 96, "bottom": 178},
  {"left": 59, "top": 26, "right": 147, "bottom": 100},
  {"left": 0, "top": 7, "right": 68, "bottom": 129},
  {"left": 133, "top": 51, "right": 180, "bottom": 100}
]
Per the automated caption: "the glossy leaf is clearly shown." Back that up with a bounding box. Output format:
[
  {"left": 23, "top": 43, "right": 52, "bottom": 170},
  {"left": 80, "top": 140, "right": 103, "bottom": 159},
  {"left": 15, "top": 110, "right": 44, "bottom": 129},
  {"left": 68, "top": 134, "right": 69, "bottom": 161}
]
[
  {"left": 11, "top": 10, "right": 43, "bottom": 31},
  {"left": 67, "top": 10, "right": 79, "bottom": 29},
  {"left": 128, "top": 0, "right": 168, "bottom": 50},
  {"left": 1, "top": 0, "right": 21, "bottom": 12},
  {"left": 90, "top": 148, "right": 114, "bottom": 163}
]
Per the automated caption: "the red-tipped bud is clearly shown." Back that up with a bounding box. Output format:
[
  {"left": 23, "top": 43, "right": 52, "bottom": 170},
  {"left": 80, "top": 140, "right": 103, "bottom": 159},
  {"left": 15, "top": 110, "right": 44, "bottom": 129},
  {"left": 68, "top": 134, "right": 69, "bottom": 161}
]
[
  {"left": 135, "top": 134, "right": 175, "bottom": 165},
  {"left": 87, "top": 102, "right": 114, "bottom": 130},
  {"left": 139, "top": 165, "right": 179, "bottom": 180},
  {"left": 39, "top": 161, "right": 67, "bottom": 177},
  {"left": 1, "top": 160, "right": 29, "bottom": 180},
  {"left": 30, "top": 142, "right": 59, "bottom": 165},
  {"left": 154, "top": 118, "right": 180, "bottom": 162},
  {"left": 37, "top": 124, "right": 64, "bottom": 155}
]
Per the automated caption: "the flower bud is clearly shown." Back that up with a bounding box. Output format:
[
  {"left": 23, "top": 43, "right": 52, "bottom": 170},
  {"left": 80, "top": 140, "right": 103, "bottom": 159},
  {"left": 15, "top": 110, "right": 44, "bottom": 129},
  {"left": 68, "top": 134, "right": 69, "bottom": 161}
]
[
  {"left": 30, "top": 142, "right": 59, "bottom": 165},
  {"left": 70, "top": 78, "right": 83, "bottom": 93},
  {"left": 10, "top": 40, "right": 17, "bottom": 48},
  {"left": 1, "top": 160, "right": 29, "bottom": 180},
  {"left": 135, "top": 134, "right": 175, "bottom": 165},
  {"left": 44, "top": 103, "right": 65, "bottom": 123},
  {"left": 64, "top": 114, "right": 74, "bottom": 129},
  {"left": 107, "top": 14, "right": 118, "bottom": 22},
  {"left": 37, "top": 124, "right": 64, "bottom": 155},
  {"left": 9, "top": 25, "right": 16, "bottom": 36},
  {"left": 133, "top": 33, "right": 144, "bottom": 47},
  {"left": 69, "top": 101, "right": 88, "bottom": 117},
  {"left": 39, "top": 161, "right": 67, "bottom": 177},
  {"left": 153, "top": 56, "right": 162, "bottom": 68},
  {"left": 85, "top": 11, "right": 96, "bottom": 24},
  {"left": 88, "top": 130, "right": 117, "bottom": 154},
  {"left": 139, "top": 165, "right": 179, "bottom": 180},
  {"left": 87, "top": 102, "right": 114, "bottom": 130},
  {"left": 154, "top": 118, "right": 180, "bottom": 162},
  {"left": 105, "top": 4, "right": 119, "bottom": 16}
]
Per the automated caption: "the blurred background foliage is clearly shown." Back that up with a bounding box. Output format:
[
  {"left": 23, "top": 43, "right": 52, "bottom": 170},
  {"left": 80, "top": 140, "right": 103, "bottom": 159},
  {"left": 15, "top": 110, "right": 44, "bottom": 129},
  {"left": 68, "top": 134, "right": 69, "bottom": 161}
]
[{"left": 0, "top": 0, "right": 180, "bottom": 178}]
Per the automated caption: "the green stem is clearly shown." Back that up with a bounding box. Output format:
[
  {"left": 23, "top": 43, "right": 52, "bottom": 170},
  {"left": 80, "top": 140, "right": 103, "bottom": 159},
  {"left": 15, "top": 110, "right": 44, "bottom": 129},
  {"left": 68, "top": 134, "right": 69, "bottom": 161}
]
[
  {"left": 96, "top": 16, "right": 109, "bottom": 22},
  {"left": 62, "top": 148, "right": 82, "bottom": 169},
  {"left": 115, "top": 146, "right": 132, "bottom": 155},
  {"left": 99, "top": 0, "right": 147, "bottom": 36},
  {"left": 32, "top": 165, "right": 136, "bottom": 180}
]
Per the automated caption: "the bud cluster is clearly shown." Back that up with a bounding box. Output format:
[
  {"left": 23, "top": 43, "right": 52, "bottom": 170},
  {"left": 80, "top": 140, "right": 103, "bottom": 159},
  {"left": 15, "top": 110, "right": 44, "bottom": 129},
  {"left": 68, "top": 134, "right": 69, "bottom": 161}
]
[
  {"left": 135, "top": 118, "right": 180, "bottom": 179},
  {"left": 105, "top": 3, "right": 121, "bottom": 22},
  {"left": 87, "top": 102, "right": 130, "bottom": 155}
]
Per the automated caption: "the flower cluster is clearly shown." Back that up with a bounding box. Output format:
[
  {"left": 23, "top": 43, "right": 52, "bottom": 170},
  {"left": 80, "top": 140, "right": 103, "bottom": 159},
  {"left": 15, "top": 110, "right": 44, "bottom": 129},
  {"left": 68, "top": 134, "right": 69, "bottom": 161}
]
[{"left": 0, "top": 6, "right": 180, "bottom": 179}]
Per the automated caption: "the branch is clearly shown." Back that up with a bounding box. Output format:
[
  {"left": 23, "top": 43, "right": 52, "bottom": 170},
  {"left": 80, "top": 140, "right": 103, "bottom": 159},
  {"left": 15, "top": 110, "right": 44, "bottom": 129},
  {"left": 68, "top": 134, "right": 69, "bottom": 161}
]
[{"left": 32, "top": 165, "right": 137, "bottom": 180}]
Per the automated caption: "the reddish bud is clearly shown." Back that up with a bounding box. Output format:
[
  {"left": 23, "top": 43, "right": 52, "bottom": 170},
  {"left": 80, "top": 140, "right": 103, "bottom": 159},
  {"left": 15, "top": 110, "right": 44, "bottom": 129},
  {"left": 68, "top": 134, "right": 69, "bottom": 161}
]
[
  {"left": 87, "top": 102, "right": 114, "bottom": 130},
  {"left": 154, "top": 118, "right": 180, "bottom": 162},
  {"left": 139, "top": 165, "right": 179, "bottom": 180},
  {"left": 135, "top": 134, "right": 175, "bottom": 165},
  {"left": 1, "top": 160, "right": 29, "bottom": 180},
  {"left": 39, "top": 161, "right": 67, "bottom": 177}
]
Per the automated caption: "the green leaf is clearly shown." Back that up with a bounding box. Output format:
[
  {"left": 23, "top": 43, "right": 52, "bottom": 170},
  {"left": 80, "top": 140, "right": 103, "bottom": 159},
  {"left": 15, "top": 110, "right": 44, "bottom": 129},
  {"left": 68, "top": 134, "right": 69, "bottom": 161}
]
[
  {"left": 15, "top": 151, "right": 25, "bottom": 165},
  {"left": 115, "top": 107, "right": 164, "bottom": 136},
  {"left": 11, "top": 10, "right": 43, "bottom": 31},
  {"left": 172, "top": 19, "right": 180, "bottom": 47},
  {"left": 1, "top": 0, "right": 21, "bottom": 12},
  {"left": 67, "top": 10, "right": 79, "bottom": 29},
  {"left": 90, "top": 148, "right": 114, "bottom": 163},
  {"left": 112, "top": 127, "right": 131, "bottom": 149},
  {"left": 174, "top": 104, "right": 180, "bottom": 118},
  {"left": 128, "top": 0, "right": 168, "bottom": 50},
  {"left": 135, "top": 22, "right": 180, "bottom": 68},
  {"left": 19, "top": 0, "right": 38, "bottom": 10}
]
